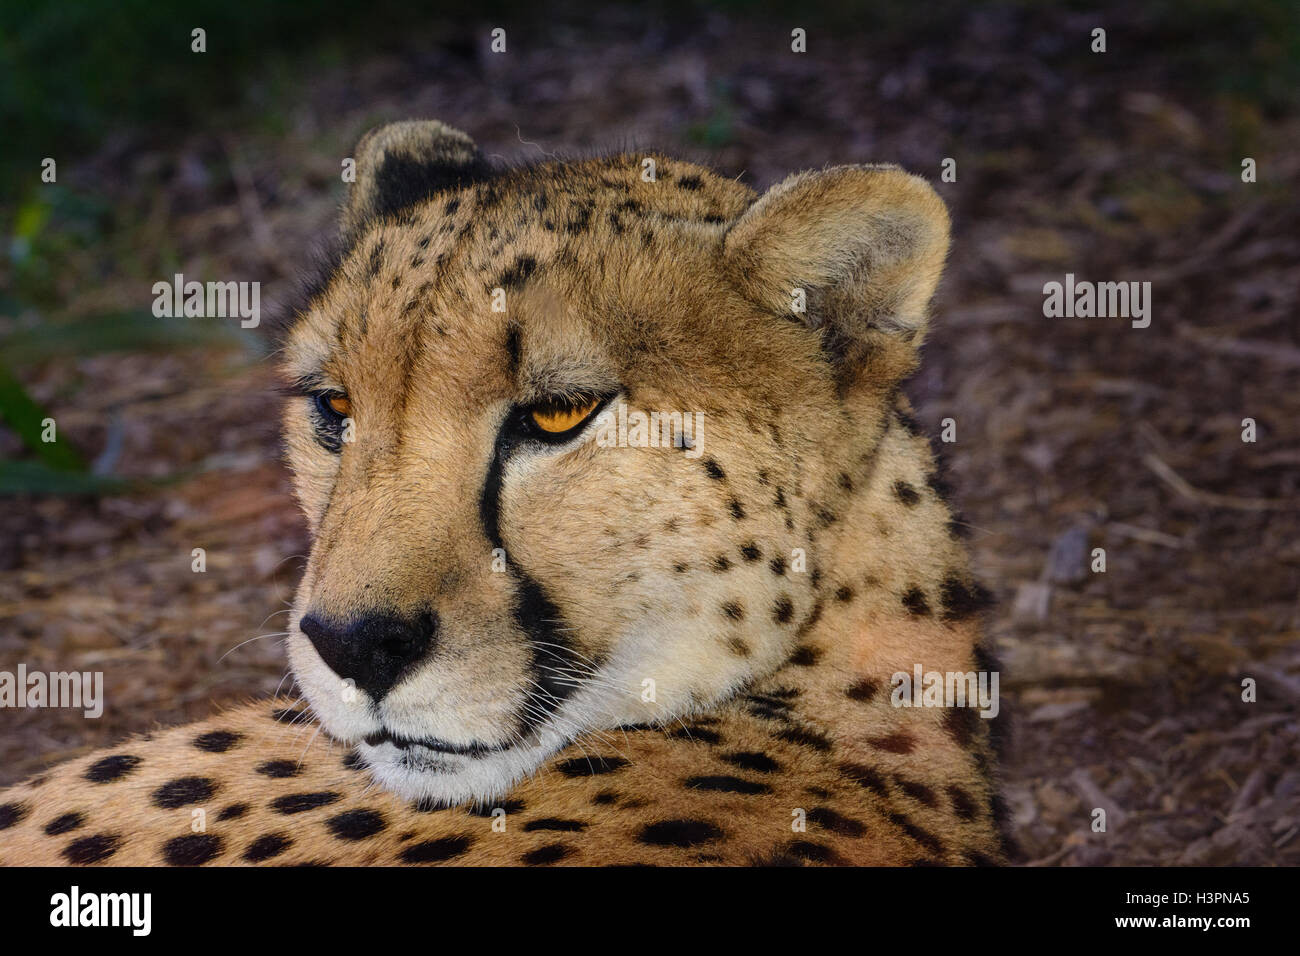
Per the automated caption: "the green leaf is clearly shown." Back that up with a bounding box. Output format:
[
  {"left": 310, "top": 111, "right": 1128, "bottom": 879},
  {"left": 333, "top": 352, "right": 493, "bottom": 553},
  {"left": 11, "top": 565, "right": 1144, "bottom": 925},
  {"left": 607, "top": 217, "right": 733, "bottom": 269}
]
[{"left": 0, "top": 359, "right": 86, "bottom": 471}]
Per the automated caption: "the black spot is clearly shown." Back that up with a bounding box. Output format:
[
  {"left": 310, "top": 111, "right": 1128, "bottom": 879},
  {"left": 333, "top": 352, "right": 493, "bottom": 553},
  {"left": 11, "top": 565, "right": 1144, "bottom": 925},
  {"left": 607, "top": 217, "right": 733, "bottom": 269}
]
[
  {"left": 943, "top": 707, "right": 980, "bottom": 748},
  {"left": 846, "top": 678, "right": 880, "bottom": 702},
  {"left": 467, "top": 798, "right": 526, "bottom": 817},
  {"left": 901, "top": 587, "right": 931, "bottom": 616},
  {"left": 797, "top": 600, "right": 825, "bottom": 635},
  {"left": 947, "top": 785, "right": 978, "bottom": 821},
  {"left": 868, "top": 733, "right": 916, "bottom": 755},
  {"left": 965, "top": 851, "right": 998, "bottom": 866},
  {"left": 721, "top": 601, "right": 744, "bottom": 620},
  {"left": 728, "top": 499, "right": 746, "bottom": 520},
  {"left": 940, "top": 576, "right": 995, "bottom": 621},
  {"left": 678, "top": 175, "right": 703, "bottom": 190},
  {"left": 668, "top": 726, "right": 722, "bottom": 745},
  {"left": 838, "top": 472, "right": 854, "bottom": 491},
  {"left": 685, "top": 775, "right": 771, "bottom": 795},
  {"left": 271, "top": 792, "right": 342, "bottom": 815},
  {"left": 194, "top": 731, "right": 243, "bottom": 753},
  {"left": 772, "top": 596, "right": 795, "bottom": 624},
  {"left": 776, "top": 726, "right": 833, "bottom": 752},
  {"left": 774, "top": 487, "right": 788, "bottom": 509},
  {"left": 839, "top": 762, "right": 890, "bottom": 796},
  {"left": 769, "top": 556, "right": 787, "bottom": 575},
  {"left": 812, "top": 504, "right": 838, "bottom": 527},
  {"left": 897, "top": 779, "right": 938, "bottom": 807},
  {"left": 785, "top": 840, "right": 842, "bottom": 864},
  {"left": 788, "top": 645, "right": 821, "bottom": 667},
  {"left": 711, "top": 554, "right": 732, "bottom": 572},
  {"left": 591, "top": 791, "right": 619, "bottom": 805},
  {"left": 566, "top": 204, "right": 592, "bottom": 234},
  {"left": 401, "top": 836, "right": 473, "bottom": 863},
  {"left": 0, "top": 802, "right": 29, "bottom": 830},
  {"left": 63, "top": 834, "right": 121, "bottom": 865},
  {"left": 555, "top": 755, "right": 630, "bottom": 777},
  {"left": 217, "top": 803, "right": 249, "bottom": 821},
  {"left": 672, "top": 562, "right": 689, "bottom": 573},
  {"left": 890, "top": 813, "right": 945, "bottom": 854},
  {"left": 504, "top": 322, "right": 521, "bottom": 377},
  {"left": 84, "top": 754, "right": 141, "bottom": 783},
  {"left": 703, "top": 458, "right": 726, "bottom": 480},
  {"left": 746, "top": 699, "right": 788, "bottom": 721},
  {"left": 638, "top": 819, "right": 724, "bottom": 848},
  {"left": 807, "top": 806, "right": 866, "bottom": 837},
  {"left": 522, "top": 818, "right": 588, "bottom": 832},
  {"left": 445, "top": 197, "right": 460, "bottom": 216},
  {"left": 270, "top": 707, "right": 305, "bottom": 723},
  {"left": 522, "top": 843, "right": 573, "bottom": 865},
  {"left": 740, "top": 542, "right": 761, "bottom": 562},
  {"left": 834, "top": 585, "right": 854, "bottom": 603},
  {"left": 723, "top": 751, "right": 781, "bottom": 773},
  {"left": 748, "top": 692, "right": 792, "bottom": 711},
  {"left": 497, "top": 255, "right": 538, "bottom": 289},
  {"left": 161, "top": 834, "right": 223, "bottom": 866},
  {"left": 893, "top": 480, "right": 921, "bottom": 506},
  {"left": 44, "top": 812, "right": 83, "bottom": 835},
  {"left": 152, "top": 777, "right": 217, "bottom": 809},
  {"left": 256, "top": 760, "right": 300, "bottom": 779},
  {"left": 244, "top": 834, "right": 293, "bottom": 862},
  {"left": 326, "top": 808, "right": 387, "bottom": 840}
]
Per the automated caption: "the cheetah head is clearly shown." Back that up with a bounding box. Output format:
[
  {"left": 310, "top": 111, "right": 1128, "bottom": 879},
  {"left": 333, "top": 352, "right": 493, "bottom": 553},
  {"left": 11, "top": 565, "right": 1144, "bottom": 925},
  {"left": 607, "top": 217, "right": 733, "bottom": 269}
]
[{"left": 281, "top": 120, "right": 950, "bottom": 805}]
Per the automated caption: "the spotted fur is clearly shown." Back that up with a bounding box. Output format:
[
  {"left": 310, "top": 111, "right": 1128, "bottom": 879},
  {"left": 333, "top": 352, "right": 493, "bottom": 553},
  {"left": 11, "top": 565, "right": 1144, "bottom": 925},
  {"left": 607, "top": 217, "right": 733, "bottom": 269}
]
[{"left": 0, "top": 120, "right": 1006, "bottom": 866}]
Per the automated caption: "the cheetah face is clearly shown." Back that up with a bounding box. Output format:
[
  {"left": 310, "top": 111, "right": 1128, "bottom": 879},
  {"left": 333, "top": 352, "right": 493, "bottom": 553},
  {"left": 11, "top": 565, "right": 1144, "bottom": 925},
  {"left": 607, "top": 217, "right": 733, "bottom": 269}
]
[{"left": 281, "top": 121, "right": 949, "bottom": 805}]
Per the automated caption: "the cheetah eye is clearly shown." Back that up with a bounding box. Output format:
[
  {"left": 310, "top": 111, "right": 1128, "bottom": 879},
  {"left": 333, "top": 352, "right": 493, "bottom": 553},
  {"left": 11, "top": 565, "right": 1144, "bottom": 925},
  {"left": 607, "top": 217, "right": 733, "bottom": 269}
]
[
  {"left": 315, "top": 392, "right": 351, "bottom": 419},
  {"left": 526, "top": 396, "right": 602, "bottom": 437}
]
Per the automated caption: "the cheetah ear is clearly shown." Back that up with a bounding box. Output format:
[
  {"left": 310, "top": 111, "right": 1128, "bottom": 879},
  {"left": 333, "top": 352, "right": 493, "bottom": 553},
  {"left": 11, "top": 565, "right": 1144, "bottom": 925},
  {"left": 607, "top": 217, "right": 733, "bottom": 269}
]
[
  {"left": 722, "top": 165, "right": 950, "bottom": 390},
  {"left": 342, "top": 120, "right": 493, "bottom": 243}
]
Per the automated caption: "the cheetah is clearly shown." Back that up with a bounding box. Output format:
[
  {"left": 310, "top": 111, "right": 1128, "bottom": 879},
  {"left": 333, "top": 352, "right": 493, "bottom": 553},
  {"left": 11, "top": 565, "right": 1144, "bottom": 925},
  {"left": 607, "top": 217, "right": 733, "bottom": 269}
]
[{"left": 0, "top": 120, "right": 1008, "bottom": 866}]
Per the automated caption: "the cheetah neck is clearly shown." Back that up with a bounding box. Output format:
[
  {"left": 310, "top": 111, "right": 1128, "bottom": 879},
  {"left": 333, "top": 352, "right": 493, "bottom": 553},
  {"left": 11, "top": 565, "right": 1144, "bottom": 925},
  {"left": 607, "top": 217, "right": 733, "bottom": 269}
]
[{"left": 762, "top": 402, "right": 989, "bottom": 729}]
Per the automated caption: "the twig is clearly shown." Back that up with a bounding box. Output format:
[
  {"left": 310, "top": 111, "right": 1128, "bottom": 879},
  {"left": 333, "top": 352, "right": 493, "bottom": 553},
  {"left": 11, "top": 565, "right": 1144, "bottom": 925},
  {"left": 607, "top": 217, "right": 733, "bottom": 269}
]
[{"left": 1142, "top": 453, "right": 1297, "bottom": 512}]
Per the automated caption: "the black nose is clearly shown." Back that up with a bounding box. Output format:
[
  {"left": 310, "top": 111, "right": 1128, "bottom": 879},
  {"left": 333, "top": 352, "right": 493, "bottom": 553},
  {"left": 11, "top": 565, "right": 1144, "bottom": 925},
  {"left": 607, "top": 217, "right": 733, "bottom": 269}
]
[{"left": 299, "top": 610, "right": 438, "bottom": 701}]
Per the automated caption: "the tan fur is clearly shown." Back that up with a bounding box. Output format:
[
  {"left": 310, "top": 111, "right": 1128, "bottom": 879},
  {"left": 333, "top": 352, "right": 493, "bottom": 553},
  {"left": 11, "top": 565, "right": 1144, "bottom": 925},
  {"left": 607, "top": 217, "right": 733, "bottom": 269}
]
[{"left": 0, "top": 122, "right": 1006, "bottom": 866}]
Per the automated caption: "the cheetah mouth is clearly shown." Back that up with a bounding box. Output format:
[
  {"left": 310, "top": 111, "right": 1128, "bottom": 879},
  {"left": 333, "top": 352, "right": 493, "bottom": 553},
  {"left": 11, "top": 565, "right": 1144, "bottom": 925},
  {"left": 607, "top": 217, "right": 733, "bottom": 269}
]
[{"left": 362, "top": 728, "right": 513, "bottom": 758}]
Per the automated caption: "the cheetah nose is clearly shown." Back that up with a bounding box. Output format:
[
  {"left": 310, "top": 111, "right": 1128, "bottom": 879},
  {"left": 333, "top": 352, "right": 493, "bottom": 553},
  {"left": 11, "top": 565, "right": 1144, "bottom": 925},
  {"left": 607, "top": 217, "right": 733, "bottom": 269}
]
[{"left": 298, "top": 609, "right": 439, "bottom": 702}]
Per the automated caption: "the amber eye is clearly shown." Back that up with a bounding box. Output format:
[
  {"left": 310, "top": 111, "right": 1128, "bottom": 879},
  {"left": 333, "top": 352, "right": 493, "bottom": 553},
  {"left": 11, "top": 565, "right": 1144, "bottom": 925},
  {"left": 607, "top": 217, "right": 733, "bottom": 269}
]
[
  {"left": 529, "top": 396, "right": 600, "bottom": 434},
  {"left": 326, "top": 394, "right": 351, "bottom": 417}
]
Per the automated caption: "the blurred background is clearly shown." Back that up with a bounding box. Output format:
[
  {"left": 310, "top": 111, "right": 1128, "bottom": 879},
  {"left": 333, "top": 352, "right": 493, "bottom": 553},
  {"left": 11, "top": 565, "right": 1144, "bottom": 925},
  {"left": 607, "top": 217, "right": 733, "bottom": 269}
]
[{"left": 1, "top": 0, "right": 1298, "bottom": 864}]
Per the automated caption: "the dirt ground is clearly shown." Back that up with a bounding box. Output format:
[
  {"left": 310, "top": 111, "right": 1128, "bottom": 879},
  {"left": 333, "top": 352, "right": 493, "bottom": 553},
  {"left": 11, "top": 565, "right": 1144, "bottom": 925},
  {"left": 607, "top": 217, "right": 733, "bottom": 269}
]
[{"left": 2, "top": 5, "right": 1297, "bottom": 864}]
